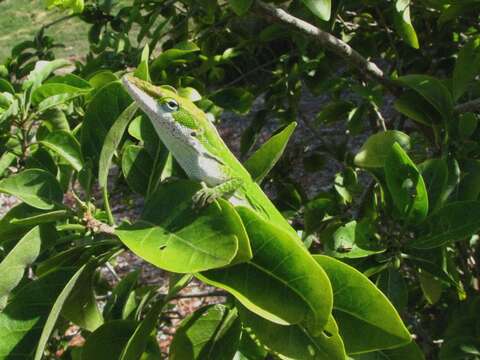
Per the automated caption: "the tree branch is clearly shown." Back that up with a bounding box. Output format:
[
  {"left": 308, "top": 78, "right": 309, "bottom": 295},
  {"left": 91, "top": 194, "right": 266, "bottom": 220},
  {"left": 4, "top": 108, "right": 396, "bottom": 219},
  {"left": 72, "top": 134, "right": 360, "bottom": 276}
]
[
  {"left": 454, "top": 98, "right": 480, "bottom": 114},
  {"left": 255, "top": 1, "right": 398, "bottom": 93}
]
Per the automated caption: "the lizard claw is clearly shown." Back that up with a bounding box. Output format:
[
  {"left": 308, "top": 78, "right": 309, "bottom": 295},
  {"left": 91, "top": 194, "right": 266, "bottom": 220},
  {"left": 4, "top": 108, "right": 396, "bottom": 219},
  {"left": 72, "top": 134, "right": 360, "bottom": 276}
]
[{"left": 192, "top": 187, "right": 219, "bottom": 209}]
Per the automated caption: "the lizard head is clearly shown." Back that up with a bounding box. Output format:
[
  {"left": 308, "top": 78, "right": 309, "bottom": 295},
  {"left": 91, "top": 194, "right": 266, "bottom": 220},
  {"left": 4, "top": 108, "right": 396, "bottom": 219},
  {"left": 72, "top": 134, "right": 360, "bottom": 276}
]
[
  {"left": 122, "top": 75, "right": 208, "bottom": 138},
  {"left": 122, "top": 75, "right": 229, "bottom": 183}
]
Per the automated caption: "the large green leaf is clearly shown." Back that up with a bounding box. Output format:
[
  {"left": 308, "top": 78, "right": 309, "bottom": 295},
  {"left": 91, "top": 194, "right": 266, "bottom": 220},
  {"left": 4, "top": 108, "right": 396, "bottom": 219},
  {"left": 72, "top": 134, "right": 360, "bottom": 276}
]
[
  {"left": 396, "top": 75, "right": 453, "bottom": 120},
  {"left": 301, "top": 0, "right": 331, "bottom": 21},
  {"left": 354, "top": 131, "right": 411, "bottom": 168},
  {"left": 116, "top": 180, "right": 252, "bottom": 273},
  {"left": 244, "top": 122, "right": 297, "bottom": 183},
  {"left": 314, "top": 255, "right": 411, "bottom": 354},
  {"left": 81, "top": 81, "right": 132, "bottom": 163},
  {"left": 385, "top": 143, "right": 428, "bottom": 224},
  {"left": 0, "top": 169, "right": 63, "bottom": 210},
  {"left": 453, "top": 37, "right": 480, "bottom": 101},
  {"left": 0, "top": 267, "right": 77, "bottom": 359},
  {"left": 170, "top": 304, "right": 242, "bottom": 360},
  {"left": 393, "top": 0, "right": 419, "bottom": 49},
  {"left": 0, "top": 226, "right": 43, "bottom": 309},
  {"left": 198, "top": 206, "right": 333, "bottom": 335},
  {"left": 228, "top": 0, "right": 254, "bottom": 16},
  {"left": 34, "top": 263, "right": 91, "bottom": 360},
  {"left": 238, "top": 305, "right": 346, "bottom": 360},
  {"left": 39, "top": 130, "right": 84, "bottom": 171},
  {"left": 409, "top": 201, "right": 480, "bottom": 249},
  {"left": 99, "top": 103, "right": 138, "bottom": 188},
  {"left": 81, "top": 320, "right": 137, "bottom": 360}
]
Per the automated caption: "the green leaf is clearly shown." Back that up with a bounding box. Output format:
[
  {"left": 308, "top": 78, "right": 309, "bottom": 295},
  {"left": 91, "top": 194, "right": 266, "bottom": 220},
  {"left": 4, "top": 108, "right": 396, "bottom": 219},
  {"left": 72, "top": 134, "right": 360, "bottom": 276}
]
[
  {"left": 410, "top": 201, "right": 480, "bottom": 249},
  {"left": 81, "top": 81, "right": 132, "bottom": 163},
  {"left": 81, "top": 320, "right": 137, "bottom": 360},
  {"left": 39, "top": 130, "right": 84, "bottom": 171},
  {"left": 458, "top": 112, "right": 478, "bottom": 139},
  {"left": 453, "top": 37, "right": 480, "bottom": 101},
  {"left": 88, "top": 70, "right": 119, "bottom": 89},
  {"left": 244, "top": 122, "right": 297, "bottom": 183},
  {"left": 116, "top": 180, "right": 252, "bottom": 273},
  {"left": 393, "top": 0, "right": 419, "bottom": 49},
  {"left": 134, "top": 44, "right": 151, "bottom": 82},
  {"left": 394, "top": 91, "right": 440, "bottom": 126},
  {"left": 0, "top": 267, "right": 77, "bottom": 359},
  {"left": 120, "top": 302, "right": 163, "bottom": 360},
  {"left": 198, "top": 206, "right": 333, "bottom": 335},
  {"left": 127, "top": 115, "right": 159, "bottom": 156},
  {"left": 62, "top": 264, "right": 103, "bottom": 332},
  {"left": 316, "top": 100, "right": 354, "bottom": 124},
  {"left": 228, "top": 0, "right": 254, "bottom": 16},
  {"left": 396, "top": 75, "right": 453, "bottom": 120},
  {"left": 0, "top": 151, "right": 16, "bottom": 178},
  {"left": 301, "top": 0, "right": 331, "bottom": 21},
  {"left": 103, "top": 270, "right": 139, "bottom": 321},
  {"left": 314, "top": 255, "right": 411, "bottom": 354},
  {"left": 0, "top": 169, "right": 63, "bottom": 210},
  {"left": 354, "top": 131, "right": 411, "bottom": 168},
  {"left": 122, "top": 145, "right": 154, "bottom": 195},
  {"left": 23, "top": 59, "right": 71, "bottom": 92},
  {"left": 0, "top": 227, "right": 43, "bottom": 309},
  {"left": 238, "top": 305, "right": 346, "bottom": 360},
  {"left": 325, "top": 220, "right": 385, "bottom": 259},
  {"left": 457, "top": 159, "right": 480, "bottom": 201},
  {"left": 417, "top": 158, "right": 448, "bottom": 212},
  {"left": 25, "top": 147, "right": 58, "bottom": 175},
  {"left": 150, "top": 41, "right": 200, "bottom": 74},
  {"left": 99, "top": 103, "right": 138, "bottom": 188},
  {"left": 38, "top": 108, "right": 70, "bottom": 135},
  {"left": 418, "top": 270, "right": 442, "bottom": 305},
  {"left": 210, "top": 87, "right": 254, "bottom": 115},
  {"left": 46, "top": 0, "right": 84, "bottom": 13},
  {"left": 32, "top": 83, "right": 90, "bottom": 105},
  {"left": 0, "top": 78, "right": 15, "bottom": 94},
  {"left": 170, "top": 304, "right": 242, "bottom": 360},
  {"left": 385, "top": 143, "right": 428, "bottom": 224},
  {"left": 34, "top": 263, "right": 91, "bottom": 360}
]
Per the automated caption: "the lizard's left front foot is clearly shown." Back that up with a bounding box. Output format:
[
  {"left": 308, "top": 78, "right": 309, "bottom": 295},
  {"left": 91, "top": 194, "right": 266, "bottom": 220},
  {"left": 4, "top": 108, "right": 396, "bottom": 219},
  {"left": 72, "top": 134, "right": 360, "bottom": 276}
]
[{"left": 192, "top": 185, "right": 220, "bottom": 209}]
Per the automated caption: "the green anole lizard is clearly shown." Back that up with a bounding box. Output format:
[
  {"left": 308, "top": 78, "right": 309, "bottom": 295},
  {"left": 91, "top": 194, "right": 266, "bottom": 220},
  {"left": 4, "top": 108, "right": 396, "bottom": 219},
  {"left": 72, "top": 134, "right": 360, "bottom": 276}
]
[
  {"left": 122, "top": 76, "right": 297, "bottom": 235},
  {"left": 122, "top": 75, "right": 333, "bottom": 334}
]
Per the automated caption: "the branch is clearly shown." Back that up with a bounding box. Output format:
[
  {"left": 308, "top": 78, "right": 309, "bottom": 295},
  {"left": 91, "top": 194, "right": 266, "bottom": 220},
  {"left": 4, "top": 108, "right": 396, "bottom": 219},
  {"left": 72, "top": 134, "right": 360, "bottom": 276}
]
[
  {"left": 255, "top": 1, "right": 398, "bottom": 93},
  {"left": 454, "top": 98, "right": 480, "bottom": 114}
]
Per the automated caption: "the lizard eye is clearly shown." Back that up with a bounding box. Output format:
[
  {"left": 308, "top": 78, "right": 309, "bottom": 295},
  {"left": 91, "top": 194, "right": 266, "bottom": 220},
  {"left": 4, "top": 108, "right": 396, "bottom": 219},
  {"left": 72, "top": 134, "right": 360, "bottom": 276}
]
[{"left": 162, "top": 99, "right": 179, "bottom": 112}]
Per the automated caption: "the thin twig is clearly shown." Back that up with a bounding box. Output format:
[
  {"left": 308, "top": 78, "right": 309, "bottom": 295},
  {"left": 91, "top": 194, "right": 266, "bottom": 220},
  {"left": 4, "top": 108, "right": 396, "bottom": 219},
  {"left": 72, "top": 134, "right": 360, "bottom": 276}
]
[
  {"left": 454, "top": 98, "right": 480, "bottom": 114},
  {"left": 171, "top": 291, "right": 228, "bottom": 300},
  {"left": 256, "top": 1, "right": 398, "bottom": 93}
]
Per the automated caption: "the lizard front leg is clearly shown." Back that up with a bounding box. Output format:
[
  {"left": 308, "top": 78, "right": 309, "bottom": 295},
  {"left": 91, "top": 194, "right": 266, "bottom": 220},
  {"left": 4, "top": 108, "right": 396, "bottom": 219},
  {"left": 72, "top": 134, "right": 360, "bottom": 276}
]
[{"left": 192, "top": 177, "right": 244, "bottom": 208}]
